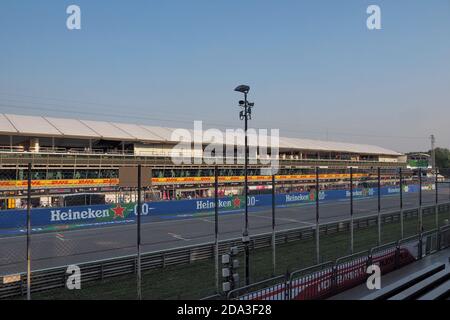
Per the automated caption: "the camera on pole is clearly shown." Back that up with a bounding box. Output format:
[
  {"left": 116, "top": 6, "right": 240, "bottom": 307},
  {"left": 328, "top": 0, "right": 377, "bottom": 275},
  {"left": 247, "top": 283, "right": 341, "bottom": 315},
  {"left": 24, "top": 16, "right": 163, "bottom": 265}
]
[
  {"left": 221, "top": 246, "right": 240, "bottom": 292},
  {"left": 242, "top": 230, "right": 250, "bottom": 244}
]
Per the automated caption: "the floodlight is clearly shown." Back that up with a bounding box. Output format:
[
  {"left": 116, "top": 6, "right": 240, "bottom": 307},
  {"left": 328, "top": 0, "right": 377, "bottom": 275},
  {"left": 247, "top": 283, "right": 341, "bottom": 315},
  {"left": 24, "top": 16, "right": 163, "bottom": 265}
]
[{"left": 234, "top": 85, "right": 250, "bottom": 94}]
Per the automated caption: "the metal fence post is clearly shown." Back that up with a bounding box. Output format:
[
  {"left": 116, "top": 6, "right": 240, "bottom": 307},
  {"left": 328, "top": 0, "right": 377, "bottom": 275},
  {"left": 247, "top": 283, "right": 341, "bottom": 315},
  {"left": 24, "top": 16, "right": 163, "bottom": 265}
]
[
  {"left": 377, "top": 167, "right": 381, "bottom": 246},
  {"left": 331, "top": 264, "right": 338, "bottom": 295},
  {"left": 26, "top": 162, "right": 32, "bottom": 301},
  {"left": 399, "top": 168, "right": 404, "bottom": 238},
  {"left": 350, "top": 167, "right": 354, "bottom": 254},
  {"left": 367, "top": 250, "right": 373, "bottom": 272},
  {"left": 394, "top": 241, "right": 400, "bottom": 269},
  {"left": 285, "top": 274, "right": 290, "bottom": 300},
  {"left": 214, "top": 166, "right": 219, "bottom": 293},
  {"left": 437, "top": 227, "right": 442, "bottom": 251},
  {"left": 137, "top": 164, "right": 142, "bottom": 300},
  {"left": 418, "top": 233, "right": 423, "bottom": 260},
  {"left": 435, "top": 170, "right": 439, "bottom": 229},
  {"left": 315, "top": 167, "right": 320, "bottom": 264},
  {"left": 419, "top": 168, "right": 423, "bottom": 233},
  {"left": 272, "top": 174, "right": 276, "bottom": 276}
]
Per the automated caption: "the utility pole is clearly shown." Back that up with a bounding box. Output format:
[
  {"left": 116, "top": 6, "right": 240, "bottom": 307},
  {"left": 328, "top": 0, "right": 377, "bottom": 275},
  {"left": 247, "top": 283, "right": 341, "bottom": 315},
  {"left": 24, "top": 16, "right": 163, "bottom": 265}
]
[
  {"left": 377, "top": 167, "right": 381, "bottom": 246},
  {"left": 137, "top": 164, "right": 142, "bottom": 300},
  {"left": 350, "top": 167, "right": 354, "bottom": 254},
  {"left": 399, "top": 168, "right": 404, "bottom": 238},
  {"left": 315, "top": 167, "right": 320, "bottom": 264},
  {"left": 430, "top": 134, "right": 436, "bottom": 171},
  {"left": 271, "top": 174, "right": 276, "bottom": 276},
  {"left": 26, "top": 162, "right": 32, "bottom": 301}
]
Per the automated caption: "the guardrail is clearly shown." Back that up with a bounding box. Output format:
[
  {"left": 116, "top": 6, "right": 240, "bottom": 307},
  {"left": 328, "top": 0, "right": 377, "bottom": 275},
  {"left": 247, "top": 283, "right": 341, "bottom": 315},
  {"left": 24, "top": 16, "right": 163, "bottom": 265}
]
[
  {"left": 1, "top": 202, "right": 449, "bottom": 299},
  {"left": 226, "top": 225, "right": 450, "bottom": 300}
]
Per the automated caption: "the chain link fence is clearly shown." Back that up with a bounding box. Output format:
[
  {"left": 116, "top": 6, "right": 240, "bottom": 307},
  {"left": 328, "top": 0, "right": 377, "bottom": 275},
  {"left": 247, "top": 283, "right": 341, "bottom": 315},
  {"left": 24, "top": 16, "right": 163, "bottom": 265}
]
[{"left": 1, "top": 165, "right": 449, "bottom": 300}]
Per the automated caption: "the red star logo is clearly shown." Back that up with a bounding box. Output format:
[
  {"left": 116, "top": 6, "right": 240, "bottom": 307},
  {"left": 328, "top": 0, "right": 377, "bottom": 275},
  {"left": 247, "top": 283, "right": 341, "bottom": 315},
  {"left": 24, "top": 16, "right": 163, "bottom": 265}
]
[
  {"left": 112, "top": 204, "right": 125, "bottom": 219},
  {"left": 233, "top": 197, "right": 241, "bottom": 208}
]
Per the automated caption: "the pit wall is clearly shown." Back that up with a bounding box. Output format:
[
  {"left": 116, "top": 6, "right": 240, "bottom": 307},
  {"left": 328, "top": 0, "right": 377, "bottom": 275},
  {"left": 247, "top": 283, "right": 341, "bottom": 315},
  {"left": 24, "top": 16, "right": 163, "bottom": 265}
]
[{"left": 0, "top": 184, "right": 428, "bottom": 235}]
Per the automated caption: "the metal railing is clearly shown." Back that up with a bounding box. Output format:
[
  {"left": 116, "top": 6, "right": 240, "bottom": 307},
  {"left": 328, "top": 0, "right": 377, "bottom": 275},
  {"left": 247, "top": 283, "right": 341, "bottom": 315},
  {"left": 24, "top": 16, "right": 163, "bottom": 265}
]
[{"left": 226, "top": 225, "right": 450, "bottom": 300}]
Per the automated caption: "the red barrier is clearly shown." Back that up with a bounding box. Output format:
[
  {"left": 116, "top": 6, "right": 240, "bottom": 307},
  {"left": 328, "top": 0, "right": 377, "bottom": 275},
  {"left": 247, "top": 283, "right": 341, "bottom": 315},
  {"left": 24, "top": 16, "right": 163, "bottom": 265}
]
[
  {"left": 291, "top": 247, "right": 416, "bottom": 300},
  {"left": 235, "top": 244, "right": 418, "bottom": 300},
  {"left": 290, "top": 267, "right": 334, "bottom": 300}
]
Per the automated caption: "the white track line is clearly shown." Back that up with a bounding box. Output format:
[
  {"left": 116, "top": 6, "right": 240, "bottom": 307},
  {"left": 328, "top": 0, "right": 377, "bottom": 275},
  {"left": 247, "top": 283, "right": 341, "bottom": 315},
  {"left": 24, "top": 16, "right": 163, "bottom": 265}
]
[
  {"left": 249, "top": 213, "right": 314, "bottom": 226},
  {"left": 167, "top": 232, "right": 191, "bottom": 241}
]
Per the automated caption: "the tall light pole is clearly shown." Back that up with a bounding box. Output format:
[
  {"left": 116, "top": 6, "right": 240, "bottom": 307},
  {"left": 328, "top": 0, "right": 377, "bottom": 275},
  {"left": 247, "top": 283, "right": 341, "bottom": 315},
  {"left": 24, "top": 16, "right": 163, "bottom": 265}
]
[
  {"left": 430, "top": 134, "right": 436, "bottom": 171},
  {"left": 234, "top": 84, "right": 254, "bottom": 286}
]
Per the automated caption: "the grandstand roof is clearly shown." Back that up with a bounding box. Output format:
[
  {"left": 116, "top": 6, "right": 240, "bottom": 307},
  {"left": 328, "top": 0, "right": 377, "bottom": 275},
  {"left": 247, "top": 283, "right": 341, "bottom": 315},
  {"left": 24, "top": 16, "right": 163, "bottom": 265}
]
[{"left": 0, "top": 113, "right": 402, "bottom": 156}]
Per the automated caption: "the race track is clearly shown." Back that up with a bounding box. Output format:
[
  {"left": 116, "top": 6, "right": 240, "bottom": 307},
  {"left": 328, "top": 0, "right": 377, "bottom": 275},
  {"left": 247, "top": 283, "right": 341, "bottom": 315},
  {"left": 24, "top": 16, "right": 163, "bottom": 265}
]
[{"left": 0, "top": 189, "right": 449, "bottom": 275}]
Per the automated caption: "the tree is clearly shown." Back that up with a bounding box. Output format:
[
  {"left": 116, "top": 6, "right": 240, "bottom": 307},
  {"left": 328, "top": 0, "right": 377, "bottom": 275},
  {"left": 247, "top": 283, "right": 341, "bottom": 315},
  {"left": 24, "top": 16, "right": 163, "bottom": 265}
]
[{"left": 433, "top": 148, "right": 450, "bottom": 169}]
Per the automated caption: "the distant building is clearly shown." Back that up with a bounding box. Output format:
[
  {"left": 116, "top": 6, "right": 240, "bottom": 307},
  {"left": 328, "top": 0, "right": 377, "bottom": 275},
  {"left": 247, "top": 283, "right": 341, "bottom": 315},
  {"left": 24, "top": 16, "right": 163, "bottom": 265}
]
[{"left": 0, "top": 113, "right": 408, "bottom": 208}]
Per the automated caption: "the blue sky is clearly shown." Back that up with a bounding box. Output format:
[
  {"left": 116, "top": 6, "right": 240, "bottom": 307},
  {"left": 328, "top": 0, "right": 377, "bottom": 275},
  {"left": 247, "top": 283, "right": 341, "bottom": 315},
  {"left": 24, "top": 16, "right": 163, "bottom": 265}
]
[{"left": 0, "top": 0, "right": 449, "bottom": 152}]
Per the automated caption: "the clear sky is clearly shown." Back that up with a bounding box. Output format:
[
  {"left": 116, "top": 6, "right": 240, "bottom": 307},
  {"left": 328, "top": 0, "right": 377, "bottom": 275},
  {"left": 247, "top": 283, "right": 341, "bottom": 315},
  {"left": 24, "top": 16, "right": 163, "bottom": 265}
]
[{"left": 0, "top": 0, "right": 449, "bottom": 152}]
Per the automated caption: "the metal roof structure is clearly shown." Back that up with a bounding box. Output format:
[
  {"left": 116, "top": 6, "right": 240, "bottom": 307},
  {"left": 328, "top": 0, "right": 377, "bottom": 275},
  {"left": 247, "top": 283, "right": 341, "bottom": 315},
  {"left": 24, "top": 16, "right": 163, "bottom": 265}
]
[{"left": 0, "top": 113, "right": 401, "bottom": 156}]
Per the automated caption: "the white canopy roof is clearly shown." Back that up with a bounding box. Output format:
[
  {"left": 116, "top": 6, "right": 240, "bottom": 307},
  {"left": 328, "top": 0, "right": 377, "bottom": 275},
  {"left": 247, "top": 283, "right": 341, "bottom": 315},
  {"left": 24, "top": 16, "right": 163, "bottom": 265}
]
[{"left": 0, "top": 113, "right": 402, "bottom": 156}]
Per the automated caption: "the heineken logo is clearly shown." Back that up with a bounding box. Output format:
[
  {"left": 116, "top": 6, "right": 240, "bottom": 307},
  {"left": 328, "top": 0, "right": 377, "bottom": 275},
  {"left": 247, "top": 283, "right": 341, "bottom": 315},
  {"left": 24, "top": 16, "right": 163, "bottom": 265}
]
[
  {"left": 195, "top": 196, "right": 244, "bottom": 210},
  {"left": 50, "top": 203, "right": 128, "bottom": 222},
  {"left": 387, "top": 187, "right": 400, "bottom": 194},
  {"left": 285, "top": 192, "right": 326, "bottom": 203},
  {"left": 285, "top": 194, "right": 310, "bottom": 202},
  {"left": 346, "top": 188, "right": 375, "bottom": 197},
  {"left": 233, "top": 196, "right": 241, "bottom": 208},
  {"left": 51, "top": 208, "right": 110, "bottom": 222},
  {"left": 112, "top": 204, "right": 126, "bottom": 219}
]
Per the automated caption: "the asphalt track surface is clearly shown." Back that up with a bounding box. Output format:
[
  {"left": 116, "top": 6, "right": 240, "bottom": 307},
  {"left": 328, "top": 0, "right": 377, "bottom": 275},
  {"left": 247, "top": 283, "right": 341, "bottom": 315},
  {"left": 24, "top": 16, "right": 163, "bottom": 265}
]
[{"left": 1, "top": 188, "right": 449, "bottom": 275}]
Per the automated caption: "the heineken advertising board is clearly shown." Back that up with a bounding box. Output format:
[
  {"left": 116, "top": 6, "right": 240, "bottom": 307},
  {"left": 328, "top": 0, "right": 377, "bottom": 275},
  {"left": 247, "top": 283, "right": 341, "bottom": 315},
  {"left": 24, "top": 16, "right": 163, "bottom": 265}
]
[{"left": 0, "top": 185, "right": 420, "bottom": 235}]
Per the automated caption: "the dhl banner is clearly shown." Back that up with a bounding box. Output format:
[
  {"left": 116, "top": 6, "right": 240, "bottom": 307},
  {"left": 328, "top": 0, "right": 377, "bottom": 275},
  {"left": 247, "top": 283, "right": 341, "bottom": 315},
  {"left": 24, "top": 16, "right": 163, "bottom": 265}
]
[
  {"left": 0, "top": 179, "right": 119, "bottom": 189},
  {"left": 0, "top": 174, "right": 368, "bottom": 190},
  {"left": 154, "top": 174, "right": 366, "bottom": 184}
]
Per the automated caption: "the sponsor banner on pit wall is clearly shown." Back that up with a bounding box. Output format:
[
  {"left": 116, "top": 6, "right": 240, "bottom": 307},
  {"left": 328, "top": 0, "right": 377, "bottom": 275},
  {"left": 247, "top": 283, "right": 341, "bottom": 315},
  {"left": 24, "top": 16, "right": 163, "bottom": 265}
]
[{"left": 0, "top": 185, "right": 420, "bottom": 232}]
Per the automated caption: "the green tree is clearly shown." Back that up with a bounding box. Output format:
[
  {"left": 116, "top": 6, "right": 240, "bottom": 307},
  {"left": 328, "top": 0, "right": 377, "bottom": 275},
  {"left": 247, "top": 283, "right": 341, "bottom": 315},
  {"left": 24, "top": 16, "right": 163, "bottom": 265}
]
[{"left": 433, "top": 148, "right": 450, "bottom": 169}]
